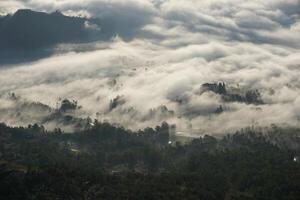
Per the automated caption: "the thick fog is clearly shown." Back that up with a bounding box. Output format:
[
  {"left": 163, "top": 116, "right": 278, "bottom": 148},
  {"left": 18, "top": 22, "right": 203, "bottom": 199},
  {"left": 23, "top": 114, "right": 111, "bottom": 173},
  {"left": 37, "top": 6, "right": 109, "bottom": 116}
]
[{"left": 0, "top": 0, "right": 300, "bottom": 135}]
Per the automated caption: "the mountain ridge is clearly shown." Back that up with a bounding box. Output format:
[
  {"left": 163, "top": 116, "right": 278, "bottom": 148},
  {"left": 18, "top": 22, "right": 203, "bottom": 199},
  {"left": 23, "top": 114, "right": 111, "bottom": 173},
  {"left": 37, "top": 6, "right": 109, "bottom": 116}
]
[{"left": 0, "top": 9, "right": 91, "bottom": 50}]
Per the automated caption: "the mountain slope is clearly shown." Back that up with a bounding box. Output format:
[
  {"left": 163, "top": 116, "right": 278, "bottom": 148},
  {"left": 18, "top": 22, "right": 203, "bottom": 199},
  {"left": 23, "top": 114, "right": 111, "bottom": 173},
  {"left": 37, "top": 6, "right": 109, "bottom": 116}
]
[{"left": 0, "top": 9, "right": 91, "bottom": 50}]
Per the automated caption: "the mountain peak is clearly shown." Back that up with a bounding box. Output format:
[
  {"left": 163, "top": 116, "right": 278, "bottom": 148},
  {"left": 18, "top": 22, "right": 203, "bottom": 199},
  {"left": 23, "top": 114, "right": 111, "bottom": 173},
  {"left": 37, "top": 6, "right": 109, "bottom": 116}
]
[
  {"left": 0, "top": 9, "right": 89, "bottom": 50},
  {"left": 14, "top": 9, "right": 38, "bottom": 16}
]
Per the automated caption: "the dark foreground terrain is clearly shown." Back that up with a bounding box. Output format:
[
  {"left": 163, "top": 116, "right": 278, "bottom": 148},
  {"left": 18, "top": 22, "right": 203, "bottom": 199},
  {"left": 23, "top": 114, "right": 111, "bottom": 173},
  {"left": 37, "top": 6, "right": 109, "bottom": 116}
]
[{"left": 1, "top": 122, "right": 300, "bottom": 200}]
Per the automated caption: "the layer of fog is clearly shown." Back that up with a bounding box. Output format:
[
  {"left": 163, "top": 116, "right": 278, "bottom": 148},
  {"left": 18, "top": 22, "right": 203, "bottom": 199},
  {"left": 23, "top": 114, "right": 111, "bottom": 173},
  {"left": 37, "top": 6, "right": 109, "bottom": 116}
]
[{"left": 0, "top": 0, "right": 300, "bottom": 135}]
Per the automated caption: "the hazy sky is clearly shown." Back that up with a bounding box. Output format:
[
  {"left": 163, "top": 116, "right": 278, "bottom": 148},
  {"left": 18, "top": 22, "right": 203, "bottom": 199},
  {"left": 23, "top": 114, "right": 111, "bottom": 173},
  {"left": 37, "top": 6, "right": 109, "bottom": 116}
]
[{"left": 0, "top": 0, "right": 300, "bottom": 135}]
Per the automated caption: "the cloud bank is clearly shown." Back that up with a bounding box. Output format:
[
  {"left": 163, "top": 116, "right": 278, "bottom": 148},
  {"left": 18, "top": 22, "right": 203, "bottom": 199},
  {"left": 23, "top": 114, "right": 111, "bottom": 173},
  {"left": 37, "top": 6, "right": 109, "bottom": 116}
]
[{"left": 0, "top": 0, "right": 300, "bottom": 135}]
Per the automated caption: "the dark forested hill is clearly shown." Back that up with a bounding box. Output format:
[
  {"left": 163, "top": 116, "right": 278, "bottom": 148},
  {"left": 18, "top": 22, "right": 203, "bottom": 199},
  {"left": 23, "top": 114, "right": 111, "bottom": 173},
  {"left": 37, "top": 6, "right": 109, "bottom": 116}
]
[
  {"left": 0, "top": 9, "right": 91, "bottom": 50},
  {"left": 0, "top": 122, "right": 300, "bottom": 200},
  {"left": 0, "top": 9, "right": 106, "bottom": 65}
]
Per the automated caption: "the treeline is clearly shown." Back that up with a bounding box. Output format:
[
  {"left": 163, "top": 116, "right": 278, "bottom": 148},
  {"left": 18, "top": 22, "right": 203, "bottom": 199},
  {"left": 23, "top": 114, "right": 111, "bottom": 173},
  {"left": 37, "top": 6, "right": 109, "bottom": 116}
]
[{"left": 0, "top": 122, "right": 300, "bottom": 199}]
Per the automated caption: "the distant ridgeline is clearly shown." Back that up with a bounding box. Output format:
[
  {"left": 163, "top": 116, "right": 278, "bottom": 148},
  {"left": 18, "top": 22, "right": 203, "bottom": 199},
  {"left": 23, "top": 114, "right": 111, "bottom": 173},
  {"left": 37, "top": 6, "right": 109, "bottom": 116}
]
[{"left": 0, "top": 9, "right": 99, "bottom": 50}]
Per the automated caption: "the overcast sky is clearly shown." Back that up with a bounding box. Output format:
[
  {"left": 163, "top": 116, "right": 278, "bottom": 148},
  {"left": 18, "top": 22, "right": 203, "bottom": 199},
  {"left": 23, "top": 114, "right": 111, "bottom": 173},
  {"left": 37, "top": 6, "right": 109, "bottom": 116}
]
[{"left": 0, "top": 0, "right": 300, "bottom": 135}]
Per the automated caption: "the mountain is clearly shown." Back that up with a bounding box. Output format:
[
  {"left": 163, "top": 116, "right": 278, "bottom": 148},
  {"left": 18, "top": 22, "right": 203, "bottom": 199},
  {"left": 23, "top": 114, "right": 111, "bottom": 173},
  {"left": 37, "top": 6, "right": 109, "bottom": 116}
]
[{"left": 0, "top": 9, "right": 92, "bottom": 50}]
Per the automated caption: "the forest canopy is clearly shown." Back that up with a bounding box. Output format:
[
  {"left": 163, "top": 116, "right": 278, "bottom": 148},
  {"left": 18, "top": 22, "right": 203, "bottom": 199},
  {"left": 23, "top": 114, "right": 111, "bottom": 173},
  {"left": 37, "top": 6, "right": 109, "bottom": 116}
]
[{"left": 1, "top": 122, "right": 300, "bottom": 199}]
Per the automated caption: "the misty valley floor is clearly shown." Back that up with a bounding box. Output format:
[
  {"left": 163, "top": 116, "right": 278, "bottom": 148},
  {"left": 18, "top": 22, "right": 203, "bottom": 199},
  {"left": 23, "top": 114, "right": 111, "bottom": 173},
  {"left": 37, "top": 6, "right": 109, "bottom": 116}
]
[{"left": 1, "top": 2, "right": 300, "bottom": 134}]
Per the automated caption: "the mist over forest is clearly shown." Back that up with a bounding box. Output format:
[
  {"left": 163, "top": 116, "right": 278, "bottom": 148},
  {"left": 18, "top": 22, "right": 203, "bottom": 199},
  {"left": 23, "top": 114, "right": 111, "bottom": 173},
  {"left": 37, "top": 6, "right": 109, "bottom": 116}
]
[
  {"left": 0, "top": 0, "right": 300, "bottom": 135},
  {"left": 0, "top": 1, "right": 300, "bottom": 199}
]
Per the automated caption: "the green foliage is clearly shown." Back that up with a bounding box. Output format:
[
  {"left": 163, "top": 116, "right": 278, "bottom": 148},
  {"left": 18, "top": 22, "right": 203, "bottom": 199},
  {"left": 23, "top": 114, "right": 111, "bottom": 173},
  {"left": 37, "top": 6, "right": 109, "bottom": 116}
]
[{"left": 0, "top": 122, "right": 300, "bottom": 199}]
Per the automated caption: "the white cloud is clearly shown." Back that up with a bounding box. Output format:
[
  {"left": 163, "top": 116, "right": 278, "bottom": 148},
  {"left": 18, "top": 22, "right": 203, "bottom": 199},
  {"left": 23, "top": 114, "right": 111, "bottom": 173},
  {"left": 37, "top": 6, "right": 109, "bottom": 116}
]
[{"left": 0, "top": 0, "right": 300, "bottom": 135}]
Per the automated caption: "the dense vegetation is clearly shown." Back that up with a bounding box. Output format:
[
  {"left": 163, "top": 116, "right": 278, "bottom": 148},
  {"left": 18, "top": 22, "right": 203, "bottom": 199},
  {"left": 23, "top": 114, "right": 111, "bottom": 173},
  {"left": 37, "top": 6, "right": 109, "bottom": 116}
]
[{"left": 1, "top": 122, "right": 300, "bottom": 200}]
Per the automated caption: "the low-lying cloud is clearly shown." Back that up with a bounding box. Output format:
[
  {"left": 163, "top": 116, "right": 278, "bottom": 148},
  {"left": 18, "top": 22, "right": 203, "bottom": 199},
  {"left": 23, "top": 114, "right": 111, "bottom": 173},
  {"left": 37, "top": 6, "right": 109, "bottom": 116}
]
[{"left": 0, "top": 0, "right": 300, "bottom": 135}]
